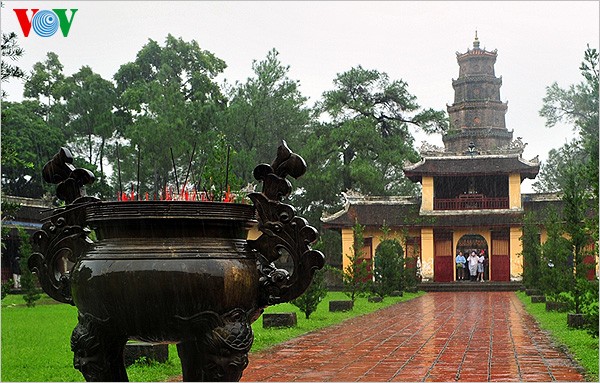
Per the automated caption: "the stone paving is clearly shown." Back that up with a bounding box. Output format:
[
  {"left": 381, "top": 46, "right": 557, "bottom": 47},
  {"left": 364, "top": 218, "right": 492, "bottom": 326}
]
[{"left": 241, "top": 292, "right": 586, "bottom": 382}]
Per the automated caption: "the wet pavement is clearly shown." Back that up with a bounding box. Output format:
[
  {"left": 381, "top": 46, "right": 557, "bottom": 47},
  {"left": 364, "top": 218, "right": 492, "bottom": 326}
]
[{"left": 241, "top": 292, "right": 586, "bottom": 382}]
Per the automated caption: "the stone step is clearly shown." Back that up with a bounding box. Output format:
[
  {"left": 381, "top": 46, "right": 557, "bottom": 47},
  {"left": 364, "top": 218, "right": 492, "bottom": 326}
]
[{"left": 418, "top": 281, "right": 524, "bottom": 292}]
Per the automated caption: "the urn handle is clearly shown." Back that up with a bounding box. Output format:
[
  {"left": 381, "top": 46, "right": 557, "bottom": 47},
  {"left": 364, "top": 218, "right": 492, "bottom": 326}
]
[
  {"left": 29, "top": 147, "right": 99, "bottom": 304},
  {"left": 248, "top": 141, "right": 325, "bottom": 306}
]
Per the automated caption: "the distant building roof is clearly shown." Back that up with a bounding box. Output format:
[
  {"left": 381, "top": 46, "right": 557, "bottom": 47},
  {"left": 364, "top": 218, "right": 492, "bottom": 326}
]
[
  {"left": 2, "top": 195, "right": 53, "bottom": 226},
  {"left": 403, "top": 154, "right": 540, "bottom": 182},
  {"left": 322, "top": 192, "right": 569, "bottom": 230}
]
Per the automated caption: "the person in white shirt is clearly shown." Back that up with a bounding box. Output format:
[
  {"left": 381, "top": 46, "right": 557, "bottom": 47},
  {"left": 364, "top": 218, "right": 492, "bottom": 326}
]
[
  {"left": 477, "top": 250, "right": 486, "bottom": 282},
  {"left": 467, "top": 251, "right": 479, "bottom": 281}
]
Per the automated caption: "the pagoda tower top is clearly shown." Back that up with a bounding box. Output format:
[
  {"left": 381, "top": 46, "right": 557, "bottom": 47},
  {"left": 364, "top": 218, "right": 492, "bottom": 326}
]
[
  {"left": 456, "top": 33, "right": 498, "bottom": 60},
  {"left": 444, "top": 34, "right": 510, "bottom": 153}
]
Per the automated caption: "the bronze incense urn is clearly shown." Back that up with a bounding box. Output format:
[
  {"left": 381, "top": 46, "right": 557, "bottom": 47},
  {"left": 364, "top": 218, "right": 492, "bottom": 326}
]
[{"left": 29, "top": 142, "right": 324, "bottom": 382}]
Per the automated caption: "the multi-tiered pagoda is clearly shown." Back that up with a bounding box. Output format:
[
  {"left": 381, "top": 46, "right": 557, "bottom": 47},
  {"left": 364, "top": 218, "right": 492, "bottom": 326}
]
[{"left": 323, "top": 35, "right": 546, "bottom": 283}]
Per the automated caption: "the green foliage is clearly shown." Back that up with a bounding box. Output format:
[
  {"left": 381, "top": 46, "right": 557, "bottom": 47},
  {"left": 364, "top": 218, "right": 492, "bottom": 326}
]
[
  {"left": 539, "top": 210, "right": 574, "bottom": 303},
  {"left": 521, "top": 212, "right": 543, "bottom": 290},
  {"left": 533, "top": 142, "right": 584, "bottom": 193},
  {"left": 338, "top": 221, "right": 371, "bottom": 302},
  {"left": 537, "top": 46, "right": 599, "bottom": 324},
  {"left": 23, "top": 51, "right": 68, "bottom": 126},
  {"left": 537, "top": 45, "right": 599, "bottom": 246},
  {"left": 579, "top": 279, "right": 599, "bottom": 338},
  {"left": 1, "top": 100, "right": 65, "bottom": 198},
  {"left": 516, "top": 291, "right": 599, "bottom": 381},
  {"left": 61, "top": 66, "right": 120, "bottom": 198},
  {"left": 297, "top": 66, "right": 447, "bottom": 226},
  {"left": 113, "top": 34, "right": 228, "bottom": 198},
  {"left": 562, "top": 164, "right": 595, "bottom": 314},
  {"left": 371, "top": 225, "right": 404, "bottom": 298},
  {"left": 17, "top": 228, "right": 40, "bottom": 307},
  {"left": 291, "top": 267, "right": 328, "bottom": 319},
  {"left": 1, "top": 32, "right": 26, "bottom": 98},
  {"left": 252, "top": 291, "right": 425, "bottom": 353},
  {"left": 314, "top": 65, "right": 447, "bottom": 196},
  {"left": 1, "top": 280, "right": 12, "bottom": 300},
  {"left": 224, "top": 48, "right": 310, "bottom": 184}
]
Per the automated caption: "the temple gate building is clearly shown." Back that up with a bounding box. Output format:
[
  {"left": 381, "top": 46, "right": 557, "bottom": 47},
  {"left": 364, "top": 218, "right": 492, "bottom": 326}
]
[{"left": 321, "top": 36, "right": 585, "bottom": 283}]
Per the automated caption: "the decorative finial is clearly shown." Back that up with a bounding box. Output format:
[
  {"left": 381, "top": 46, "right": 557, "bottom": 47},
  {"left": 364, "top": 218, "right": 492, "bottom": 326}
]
[{"left": 473, "top": 30, "right": 480, "bottom": 49}]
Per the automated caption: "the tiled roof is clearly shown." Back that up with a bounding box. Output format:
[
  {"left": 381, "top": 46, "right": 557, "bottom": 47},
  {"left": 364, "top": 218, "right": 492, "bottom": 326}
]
[
  {"left": 322, "top": 193, "right": 569, "bottom": 229},
  {"left": 403, "top": 155, "right": 539, "bottom": 182},
  {"left": 322, "top": 197, "right": 421, "bottom": 228}
]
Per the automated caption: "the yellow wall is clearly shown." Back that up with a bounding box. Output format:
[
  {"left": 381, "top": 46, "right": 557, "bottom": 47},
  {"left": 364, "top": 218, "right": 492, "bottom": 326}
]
[
  {"left": 509, "top": 173, "right": 522, "bottom": 209},
  {"left": 510, "top": 226, "right": 523, "bottom": 280},
  {"left": 422, "top": 176, "right": 434, "bottom": 211},
  {"left": 341, "top": 228, "right": 354, "bottom": 271},
  {"left": 421, "top": 227, "right": 434, "bottom": 280},
  {"left": 339, "top": 226, "right": 422, "bottom": 273}
]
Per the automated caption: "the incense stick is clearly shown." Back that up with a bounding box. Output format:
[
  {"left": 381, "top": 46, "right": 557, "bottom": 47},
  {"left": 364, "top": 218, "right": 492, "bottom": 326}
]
[
  {"left": 136, "top": 145, "right": 141, "bottom": 201},
  {"left": 182, "top": 142, "right": 197, "bottom": 193},
  {"left": 225, "top": 145, "right": 231, "bottom": 196},
  {"left": 170, "top": 147, "right": 180, "bottom": 194},
  {"left": 116, "top": 143, "right": 123, "bottom": 200}
]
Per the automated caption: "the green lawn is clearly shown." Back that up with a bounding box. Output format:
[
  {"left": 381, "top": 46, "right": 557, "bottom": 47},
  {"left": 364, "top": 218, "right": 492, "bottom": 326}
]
[
  {"left": 1, "top": 291, "right": 423, "bottom": 382},
  {"left": 515, "top": 291, "right": 599, "bottom": 382}
]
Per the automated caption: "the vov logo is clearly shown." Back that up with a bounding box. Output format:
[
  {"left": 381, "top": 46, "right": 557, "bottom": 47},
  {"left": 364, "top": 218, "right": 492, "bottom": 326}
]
[{"left": 13, "top": 9, "right": 78, "bottom": 37}]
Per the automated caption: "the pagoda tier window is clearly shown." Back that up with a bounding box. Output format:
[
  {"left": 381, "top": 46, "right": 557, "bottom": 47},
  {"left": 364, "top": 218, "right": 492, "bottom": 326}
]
[{"left": 433, "top": 175, "right": 509, "bottom": 210}]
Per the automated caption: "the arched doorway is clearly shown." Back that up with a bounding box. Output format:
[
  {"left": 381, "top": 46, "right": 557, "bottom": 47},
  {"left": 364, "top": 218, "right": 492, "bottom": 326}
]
[{"left": 456, "top": 234, "right": 489, "bottom": 281}]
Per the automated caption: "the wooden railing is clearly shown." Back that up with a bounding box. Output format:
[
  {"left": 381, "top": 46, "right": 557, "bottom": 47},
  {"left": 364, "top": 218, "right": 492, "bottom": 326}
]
[{"left": 434, "top": 194, "right": 509, "bottom": 210}]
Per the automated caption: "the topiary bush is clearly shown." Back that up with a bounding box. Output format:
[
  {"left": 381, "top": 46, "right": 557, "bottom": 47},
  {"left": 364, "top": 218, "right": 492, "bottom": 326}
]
[
  {"left": 291, "top": 266, "right": 328, "bottom": 319},
  {"left": 371, "top": 238, "right": 404, "bottom": 299}
]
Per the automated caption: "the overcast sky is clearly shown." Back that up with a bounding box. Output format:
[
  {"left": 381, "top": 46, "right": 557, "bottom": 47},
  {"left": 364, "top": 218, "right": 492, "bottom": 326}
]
[{"left": 2, "top": 1, "right": 599, "bottom": 193}]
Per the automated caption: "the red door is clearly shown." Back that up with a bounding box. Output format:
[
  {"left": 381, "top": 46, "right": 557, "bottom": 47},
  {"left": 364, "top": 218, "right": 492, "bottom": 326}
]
[
  {"left": 434, "top": 233, "right": 453, "bottom": 282},
  {"left": 491, "top": 232, "right": 510, "bottom": 281},
  {"left": 583, "top": 242, "right": 597, "bottom": 280}
]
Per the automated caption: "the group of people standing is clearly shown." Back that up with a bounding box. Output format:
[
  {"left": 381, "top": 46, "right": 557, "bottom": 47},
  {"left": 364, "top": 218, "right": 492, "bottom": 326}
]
[{"left": 455, "top": 249, "right": 487, "bottom": 281}]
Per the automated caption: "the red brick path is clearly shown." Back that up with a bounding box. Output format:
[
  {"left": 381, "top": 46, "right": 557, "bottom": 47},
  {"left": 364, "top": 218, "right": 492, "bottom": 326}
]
[{"left": 241, "top": 292, "right": 586, "bottom": 382}]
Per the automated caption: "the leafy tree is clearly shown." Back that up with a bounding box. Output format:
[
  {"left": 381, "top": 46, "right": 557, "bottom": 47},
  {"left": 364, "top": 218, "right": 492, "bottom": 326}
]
[
  {"left": 17, "top": 228, "right": 40, "bottom": 307},
  {"left": 532, "top": 142, "right": 583, "bottom": 193},
  {"left": 1, "top": 100, "right": 66, "bottom": 198},
  {"left": 340, "top": 221, "right": 371, "bottom": 302},
  {"left": 113, "top": 35, "right": 228, "bottom": 198},
  {"left": 1, "top": 32, "right": 26, "bottom": 98},
  {"left": 521, "top": 212, "right": 543, "bottom": 290},
  {"left": 539, "top": 46, "right": 598, "bottom": 195},
  {"left": 291, "top": 267, "right": 327, "bottom": 319},
  {"left": 23, "top": 51, "right": 67, "bottom": 125},
  {"left": 297, "top": 66, "right": 448, "bottom": 224},
  {"left": 538, "top": 46, "right": 599, "bottom": 239},
  {"left": 539, "top": 209, "right": 573, "bottom": 305},
  {"left": 225, "top": 48, "right": 311, "bottom": 183},
  {"left": 62, "top": 66, "right": 119, "bottom": 196},
  {"left": 371, "top": 226, "right": 404, "bottom": 299},
  {"left": 538, "top": 47, "right": 598, "bottom": 327},
  {"left": 562, "top": 163, "right": 595, "bottom": 315}
]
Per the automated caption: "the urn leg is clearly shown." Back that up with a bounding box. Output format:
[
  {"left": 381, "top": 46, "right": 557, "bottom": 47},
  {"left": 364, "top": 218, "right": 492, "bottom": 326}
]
[
  {"left": 71, "top": 313, "right": 128, "bottom": 382},
  {"left": 177, "top": 339, "right": 249, "bottom": 382},
  {"left": 173, "top": 308, "right": 254, "bottom": 381}
]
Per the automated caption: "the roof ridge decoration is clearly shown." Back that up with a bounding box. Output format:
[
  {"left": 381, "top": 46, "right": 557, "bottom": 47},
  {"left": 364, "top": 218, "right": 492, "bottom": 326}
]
[
  {"left": 415, "top": 137, "right": 533, "bottom": 158},
  {"left": 321, "top": 192, "right": 352, "bottom": 222}
]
